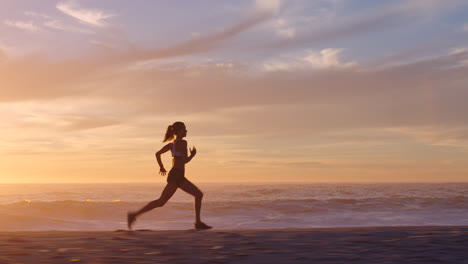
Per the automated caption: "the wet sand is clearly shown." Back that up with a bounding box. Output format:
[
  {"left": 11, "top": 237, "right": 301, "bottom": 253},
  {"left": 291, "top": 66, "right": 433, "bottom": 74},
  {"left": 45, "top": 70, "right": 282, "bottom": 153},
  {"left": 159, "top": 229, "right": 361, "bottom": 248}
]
[{"left": 0, "top": 226, "right": 466, "bottom": 264}]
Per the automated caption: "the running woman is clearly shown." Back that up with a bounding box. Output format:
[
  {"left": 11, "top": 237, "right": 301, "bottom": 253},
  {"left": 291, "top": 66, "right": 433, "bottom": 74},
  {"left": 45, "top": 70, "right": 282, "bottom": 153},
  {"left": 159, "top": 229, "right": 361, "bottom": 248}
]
[{"left": 127, "top": 121, "right": 212, "bottom": 230}]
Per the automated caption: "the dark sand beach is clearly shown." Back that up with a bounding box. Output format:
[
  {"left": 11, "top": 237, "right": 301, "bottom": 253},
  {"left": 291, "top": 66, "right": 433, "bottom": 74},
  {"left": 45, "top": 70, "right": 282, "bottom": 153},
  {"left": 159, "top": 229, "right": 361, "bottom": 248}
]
[{"left": 0, "top": 226, "right": 466, "bottom": 264}]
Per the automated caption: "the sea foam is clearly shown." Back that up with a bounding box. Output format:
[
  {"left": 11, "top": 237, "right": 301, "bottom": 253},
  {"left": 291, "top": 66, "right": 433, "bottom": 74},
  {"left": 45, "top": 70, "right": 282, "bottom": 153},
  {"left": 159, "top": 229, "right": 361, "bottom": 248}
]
[{"left": 0, "top": 183, "right": 467, "bottom": 231}]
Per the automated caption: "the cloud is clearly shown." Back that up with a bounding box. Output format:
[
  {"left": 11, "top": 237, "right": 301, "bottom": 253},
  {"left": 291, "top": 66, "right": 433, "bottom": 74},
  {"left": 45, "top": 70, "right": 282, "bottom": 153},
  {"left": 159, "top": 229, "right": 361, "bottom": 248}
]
[
  {"left": 0, "top": 7, "right": 276, "bottom": 101},
  {"left": 43, "top": 19, "right": 94, "bottom": 34},
  {"left": 463, "top": 23, "right": 468, "bottom": 32},
  {"left": 60, "top": 115, "right": 121, "bottom": 132},
  {"left": 2, "top": 48, "right": 468, "bottom": 116},
  {"left": 385, "top": 126, "right": 468, "bottom": 147},
  {"left": 56, "top": 0, "right": 116, "bottom": 27},
  {"left": 0, "top": 55, "right": 103, "bottom": 101},
  {"left": 276, "top": 27, "right": 295, "bottom": 38},
  {"left": 24, "top": 11, "right": 53, "bottom": 20},
  {"left": 108, "top": 10, "right": 275, "bottom": 63},
  {"left": 24, "top": 10, "right": 93, "bottom": 34},
  {"left": 4, "top": 20, "right": 40, "bottom": 32},
  {"left": 304, "top": 48, "right": 357, "bottom": 69},
  {"left": 256, "top": 1, "right": 340, "bottom": 43},
  {"left": 262, "top": 60, "right": 300, "bottom": 72},
  {"left": 448, "top": 47, "right": 468, "bottom": 67},
  {"left": 255, "top": 0, "right": 281, "bottom": 14},
  {"left": 43, "top": 19, "right": 67, "bottom": 30},
  {"left": 264, "top": 0, "right": 466, "bottom": 50},
  {"left": 262, "top": 48, "right": 356, "bottom": 71},
  {"left": 125, "top": 49, "right": 468, "bottom": 132},
  {"left": 13, "top": 113, "right": 121, "bottom": 132},
  {"left": 274, "top": 18, "right": 296, "bottom": 38},
  {"left": 89, "top": 40, "right": 114, "bottom": 50}
]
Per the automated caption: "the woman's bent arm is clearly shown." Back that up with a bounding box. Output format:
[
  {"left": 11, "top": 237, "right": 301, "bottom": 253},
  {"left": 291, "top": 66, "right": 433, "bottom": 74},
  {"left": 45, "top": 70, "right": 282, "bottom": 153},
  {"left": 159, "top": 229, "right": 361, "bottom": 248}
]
[
  {"left": 156, "top": 143, "right": 172, "bottom": 174},
  {"left": 185, "top": 146, "right": 197, "bottom": 164}
]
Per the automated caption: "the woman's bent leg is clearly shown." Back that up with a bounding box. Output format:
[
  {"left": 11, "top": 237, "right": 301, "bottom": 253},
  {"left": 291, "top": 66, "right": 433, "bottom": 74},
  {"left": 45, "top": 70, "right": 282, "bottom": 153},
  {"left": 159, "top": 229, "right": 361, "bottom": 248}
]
[
  {"left": 127, "top": 182, "right": 178, "bottom": 229},
  {"left": 136, "top": 182, "right": 178, "bottom": 215}
]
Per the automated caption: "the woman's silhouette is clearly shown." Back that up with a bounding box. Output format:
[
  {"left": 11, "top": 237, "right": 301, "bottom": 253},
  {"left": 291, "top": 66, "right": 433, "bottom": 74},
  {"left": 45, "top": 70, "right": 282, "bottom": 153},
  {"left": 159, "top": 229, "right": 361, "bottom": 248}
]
[{"left": 127, "top": 121, "right": 212, "bottom": 230}]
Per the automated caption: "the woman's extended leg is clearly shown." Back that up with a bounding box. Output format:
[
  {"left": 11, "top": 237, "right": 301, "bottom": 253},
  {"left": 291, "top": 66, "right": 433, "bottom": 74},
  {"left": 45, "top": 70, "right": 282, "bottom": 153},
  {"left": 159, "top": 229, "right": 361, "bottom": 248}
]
[
  {"left": 127, "top": 182, "right": 178, "bottom": 229},
  {"left": 179, "top": 179, "right": 211, "bottom": 229}
]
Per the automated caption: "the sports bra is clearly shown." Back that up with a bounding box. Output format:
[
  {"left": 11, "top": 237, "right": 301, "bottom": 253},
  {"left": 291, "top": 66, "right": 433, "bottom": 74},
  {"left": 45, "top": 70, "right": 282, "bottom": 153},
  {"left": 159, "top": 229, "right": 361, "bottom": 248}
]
[{"left": 171, "top": 142, "right": 184, "bottom": 157}]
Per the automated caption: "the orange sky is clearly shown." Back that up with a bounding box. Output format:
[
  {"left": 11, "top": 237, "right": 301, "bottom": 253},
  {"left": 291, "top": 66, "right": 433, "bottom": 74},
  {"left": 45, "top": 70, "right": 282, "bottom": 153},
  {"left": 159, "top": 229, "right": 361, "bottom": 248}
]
[{"left": 1, "top": 0, "right": 468, "bottom": 183}]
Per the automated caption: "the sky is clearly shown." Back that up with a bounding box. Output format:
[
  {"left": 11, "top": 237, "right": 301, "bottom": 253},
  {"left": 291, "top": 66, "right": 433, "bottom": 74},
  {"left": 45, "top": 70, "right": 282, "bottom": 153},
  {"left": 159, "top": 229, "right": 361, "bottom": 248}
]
[{"left": 1, "top": 0, "right": 468, "bottom": 183}]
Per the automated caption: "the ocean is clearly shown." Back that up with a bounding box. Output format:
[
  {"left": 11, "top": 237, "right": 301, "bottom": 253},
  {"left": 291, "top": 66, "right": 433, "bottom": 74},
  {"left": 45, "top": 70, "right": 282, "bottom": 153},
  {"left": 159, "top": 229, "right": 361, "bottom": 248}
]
[{"left": 0, "top": 183, "right": 467, "bottom": 231}]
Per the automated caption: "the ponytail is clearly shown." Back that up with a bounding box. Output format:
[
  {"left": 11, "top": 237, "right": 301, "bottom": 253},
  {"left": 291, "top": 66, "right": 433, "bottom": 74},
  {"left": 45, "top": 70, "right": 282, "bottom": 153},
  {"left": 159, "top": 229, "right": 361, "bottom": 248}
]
[{"left": 163, "top": 125, "right": 174, "bottom": 142}]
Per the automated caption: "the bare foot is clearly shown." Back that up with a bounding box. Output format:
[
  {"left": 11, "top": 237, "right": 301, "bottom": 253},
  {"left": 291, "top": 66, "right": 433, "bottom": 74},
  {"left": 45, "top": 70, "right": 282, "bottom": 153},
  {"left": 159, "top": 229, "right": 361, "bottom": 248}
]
[
  {"left": 195, "top": 222, "right": 212, "bottom": 230},
  {"left": 127, "top": 212, "right": 136, "bottom": 230}
]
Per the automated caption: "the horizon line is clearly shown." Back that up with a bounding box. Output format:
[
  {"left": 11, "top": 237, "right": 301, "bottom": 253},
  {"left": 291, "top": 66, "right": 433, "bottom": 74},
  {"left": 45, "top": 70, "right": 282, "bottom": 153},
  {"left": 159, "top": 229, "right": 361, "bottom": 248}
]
[{"left": 1, "top": 181, "right": 467, "bottom": 185}]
